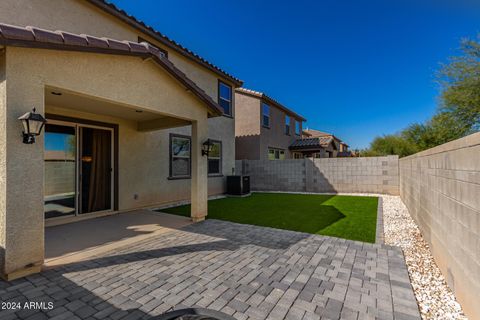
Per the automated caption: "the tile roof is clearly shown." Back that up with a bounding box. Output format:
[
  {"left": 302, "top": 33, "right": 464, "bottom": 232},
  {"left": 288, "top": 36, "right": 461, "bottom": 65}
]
[
  {"left": 303, "top": 129, "right": 331, "bottom": 137},
  {"left": 236, "top": 87, "right": 306, "bottom": 121},
  {"left": 303, "top": 128, "right": 349, "bottom": 146},
  {"left": 0, "top": 23, "right": 223, "bottom": 116},
  {"left": 86, "top": 0, "right": 243, "bottom": 86},
  {"left": 289, "top": 136, "right": 334, "bottom": 150}
]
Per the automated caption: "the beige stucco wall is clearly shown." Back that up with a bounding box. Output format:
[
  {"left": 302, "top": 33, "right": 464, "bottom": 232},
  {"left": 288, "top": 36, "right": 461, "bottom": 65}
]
[
  {"left": 0, "top": 51, "right": 6, "bottom": 272},
  {"left": 259, "top": 102, "right": 302, "bottom": 160},
  {"left": 234, "top": 92, "right": 303, "bottom": 160},
  {"left": 0, "top": 0, "right": 236, "bottom": 194},
  {"left": 399, "top": 132, "right": 480, "bottom": 319},
  {"left": 234, "top": 93, "right": 261, "bottom": 160},
  {"left": 0, "top": 46, "right": 211, "bottom": 278}
]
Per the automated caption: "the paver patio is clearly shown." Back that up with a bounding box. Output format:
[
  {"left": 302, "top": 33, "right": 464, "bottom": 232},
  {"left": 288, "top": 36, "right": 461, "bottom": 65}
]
[{"left": 0, "top": 220, "right": 420, "bottom": 320}]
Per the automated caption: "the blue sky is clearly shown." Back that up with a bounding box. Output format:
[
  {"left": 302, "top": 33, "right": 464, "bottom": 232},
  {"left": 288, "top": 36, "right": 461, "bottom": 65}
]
[{"left": 111, "top": 0, "right": 480, "bottom": 149}]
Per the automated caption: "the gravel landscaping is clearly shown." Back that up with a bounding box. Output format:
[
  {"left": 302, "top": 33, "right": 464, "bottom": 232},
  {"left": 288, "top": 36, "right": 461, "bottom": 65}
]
[{"left": 382, "top": 195, "right": 467, "bottom": 320}]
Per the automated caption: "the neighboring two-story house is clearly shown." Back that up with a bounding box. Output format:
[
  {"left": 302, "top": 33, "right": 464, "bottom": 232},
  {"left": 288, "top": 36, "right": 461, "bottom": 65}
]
[
  {"left": 0, "top": 0, "right": 242, "bottom": 279},
  {"left": 234, "top": 88, "right": 306, "bottom": 160}
]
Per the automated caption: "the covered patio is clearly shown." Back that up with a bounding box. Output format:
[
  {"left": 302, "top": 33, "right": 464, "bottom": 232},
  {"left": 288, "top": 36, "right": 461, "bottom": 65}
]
[
  {"left": 45, "top": 210, "right": 191, "bottom": 268},
  {"left": 0, "top": 23, "right": 221, "bottom": 280}
]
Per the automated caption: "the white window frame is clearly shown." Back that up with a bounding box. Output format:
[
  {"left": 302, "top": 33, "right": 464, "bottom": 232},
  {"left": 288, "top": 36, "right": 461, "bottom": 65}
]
[
  {"left": 268, "top": 147, "right": 285, "bottom": 160},
  {"left": 207, "top": 140, "right": 222, "bottom": 176},
  {"left": 169, "top": 134, "right": 191, "bottom": 178}
]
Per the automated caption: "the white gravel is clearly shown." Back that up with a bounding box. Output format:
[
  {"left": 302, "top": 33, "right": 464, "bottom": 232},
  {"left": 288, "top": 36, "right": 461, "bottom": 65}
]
[{"left": 382, "top": 195, "right": 467, "bottom": 320}]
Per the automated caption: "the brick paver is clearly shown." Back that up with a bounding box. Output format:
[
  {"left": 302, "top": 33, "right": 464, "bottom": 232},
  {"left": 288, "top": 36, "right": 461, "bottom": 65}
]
[{"left": 0, "top": 220, "right": 420, "bottom": 319}]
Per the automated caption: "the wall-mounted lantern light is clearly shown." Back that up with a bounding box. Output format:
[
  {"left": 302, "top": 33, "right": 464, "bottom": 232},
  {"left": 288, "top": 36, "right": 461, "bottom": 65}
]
[
  {"left": 18, "top": 108, "right": 47, "bottom": 144},
  {"left": 202, "top": 139, "right": 214, "bottom": 156}
]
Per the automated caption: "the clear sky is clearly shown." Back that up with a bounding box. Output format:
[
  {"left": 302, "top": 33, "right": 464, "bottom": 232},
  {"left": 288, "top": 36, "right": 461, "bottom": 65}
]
[{"left": 111, "top": 0, "right": 480, "bottom": 149}]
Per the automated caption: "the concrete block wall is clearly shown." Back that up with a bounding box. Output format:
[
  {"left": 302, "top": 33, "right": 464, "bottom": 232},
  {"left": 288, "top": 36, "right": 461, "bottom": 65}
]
[
  {"left": 399, "top": 132, "right": 480, "bottom": 320},
  {"left": 236, "top": 155, "right": 399, "bottom": 195}
]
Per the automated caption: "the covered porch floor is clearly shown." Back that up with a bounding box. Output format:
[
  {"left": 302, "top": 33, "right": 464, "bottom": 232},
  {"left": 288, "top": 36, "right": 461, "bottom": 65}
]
[{"left": 44, "top": 210, "right": 192, "bottom": 268}]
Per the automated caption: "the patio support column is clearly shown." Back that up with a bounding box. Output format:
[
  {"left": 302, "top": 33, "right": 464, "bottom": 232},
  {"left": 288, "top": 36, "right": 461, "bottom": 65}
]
[
  {"left": 0, "top": 50, "right": 45, "bottom": 280},
  {"left": 190, "top": 116, "right": 208, "bottom": 222}
]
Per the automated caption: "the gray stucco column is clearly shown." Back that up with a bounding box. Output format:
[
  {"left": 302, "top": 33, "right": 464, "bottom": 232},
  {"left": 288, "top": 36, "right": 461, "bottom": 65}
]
[
  {"left": 190, "top": 117, "right": 208, "bottom": 222},
  {"left": 0, "top": 53, "right": 45, "bottom": 280}
]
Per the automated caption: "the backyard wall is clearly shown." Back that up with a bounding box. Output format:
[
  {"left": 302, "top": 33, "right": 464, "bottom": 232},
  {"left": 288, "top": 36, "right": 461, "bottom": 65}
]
[
  {"left": 399, "top": 132, "right": 480, "bottom": 320},
  {"left": 235, "top": 155, "right": 399, "bottom": 195}
]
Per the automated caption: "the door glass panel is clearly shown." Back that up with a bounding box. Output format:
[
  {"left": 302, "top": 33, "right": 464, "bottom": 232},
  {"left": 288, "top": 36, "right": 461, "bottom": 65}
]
[
  {"left": 44, "top": 124, "right": 76, "bottom": 218},
  {"left": 80, "top": 127, "right": 112, "bottom": 214}
]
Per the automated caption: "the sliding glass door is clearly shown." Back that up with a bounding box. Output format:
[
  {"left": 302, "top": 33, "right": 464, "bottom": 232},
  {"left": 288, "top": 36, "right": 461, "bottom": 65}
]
[
  {"left": 79, "top": 127, "right": 112, "bottom": 214},
  {"left": 44, "top": 123, "right": 77, "bottom": 219},
  {"left": 44, "top": 120, "right": 114, "bottom": 219}
]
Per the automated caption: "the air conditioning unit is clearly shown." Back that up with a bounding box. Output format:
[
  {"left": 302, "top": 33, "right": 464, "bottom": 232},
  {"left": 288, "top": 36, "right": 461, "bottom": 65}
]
[{"left": 226, "top": 175, "right": 250, "bottom": 196}]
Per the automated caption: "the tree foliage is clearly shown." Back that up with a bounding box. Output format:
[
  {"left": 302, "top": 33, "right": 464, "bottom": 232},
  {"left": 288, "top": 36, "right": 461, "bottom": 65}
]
[{"left": 361, "top": 36, "right": 480, "bottom": 157}]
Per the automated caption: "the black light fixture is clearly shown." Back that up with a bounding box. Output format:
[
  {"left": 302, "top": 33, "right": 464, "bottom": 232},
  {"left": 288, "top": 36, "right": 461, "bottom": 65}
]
[
  {"left": 18, "top": 108, "right": 47, "bottom": 144},
  {"left": 202, "top": 139, "right": 214, "bottom": 156}
]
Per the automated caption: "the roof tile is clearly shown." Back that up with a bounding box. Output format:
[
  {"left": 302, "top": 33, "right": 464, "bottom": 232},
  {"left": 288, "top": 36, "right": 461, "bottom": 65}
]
[
  {"left": 289, "top": 137, "right": 334, "bottom": 150},
  {"left": 0, "top": 23, "right": 35, "bottom": 41},
  {"left": 104, "top": 38, "right": 130, "bottom": 51},
  {"left": 27, "top": 26, "right": 64, "bottom": 44},
  {"left": 58, "top": 31, "right": 89, "bottom": 47},
  {"left": 126, "top": 41, "right": 149, "bottom": 54},
  {"left": 83, "top": 34, "right": 109, "bottom": 48}
]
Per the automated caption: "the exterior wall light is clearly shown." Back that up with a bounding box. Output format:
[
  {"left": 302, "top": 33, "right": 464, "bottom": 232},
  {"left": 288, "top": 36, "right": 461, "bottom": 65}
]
[
  {"left": 18, "top": 108, "right": 47, "bottom": 144},
  {"left": 202, "top": 139, "right": 214, "bottom": 156}
]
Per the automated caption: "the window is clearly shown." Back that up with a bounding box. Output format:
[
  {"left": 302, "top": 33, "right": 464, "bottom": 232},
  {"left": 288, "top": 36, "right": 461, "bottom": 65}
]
[
  {"left": 285, "top": 116, "right": 290, "bottom": 135},
  {"left": 262, "top": 103, "right": 270, "bottom": 127},
  {"left": 218, "top": 81, "right": 232, "bottom": 116},
  {"left": 293, "top": 152, "right": 303, "bottom": 159},
  {"left": 169, "top": 134, "right": 191, "bottom": 178},
  {"left": 268, "top": 148, "right": 285, "bottom": 160},
  {"left": 295, "top": 120, "right": 301, "bottom": 135},
  {"left": 208, "top": 140, "right": 222, "bottom": 175},
  {"left": 138, "top": 36, "right": 168, "bottom": 58}
]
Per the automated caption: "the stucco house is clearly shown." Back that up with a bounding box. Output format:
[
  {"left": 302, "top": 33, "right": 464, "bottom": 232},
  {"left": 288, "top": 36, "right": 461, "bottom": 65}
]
[
  {"left": 234, "top": 88, "right": 306, "bottom": 160},
  {"left": 0, "top": 0, "right": 242, "bottom": 280}
]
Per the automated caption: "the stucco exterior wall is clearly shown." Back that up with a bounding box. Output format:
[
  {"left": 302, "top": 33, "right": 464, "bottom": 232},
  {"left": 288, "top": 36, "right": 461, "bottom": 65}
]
[
  {"left": 0, "top": 51, "right": 6, "bottom": 272},
  {"left": 46, "top": 105, "right": 228, "bottom": 210},
  {"left": 399, "top": 132, "right": 480, "bottom": 319},
  {"left": 259, "top": 103, "right": 302, "bottom": 160},
  {"left": 234, "top": 93, "right": 261, "bottom": 160},
  {"left": 0, "top": 0, "right": 236, "bottom": 195},
  {"left": 0, "top": 46, "right": 211, "bottom": 278},
  {"left": 234, "top": 92, "right": 303, "bottom": 160},
  {"left": 236, "top": 156, "right": 399, "bottom": 194}
]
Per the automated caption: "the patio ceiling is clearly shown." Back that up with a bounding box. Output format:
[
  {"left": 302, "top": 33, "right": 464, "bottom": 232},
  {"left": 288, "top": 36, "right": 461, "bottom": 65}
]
[{"left": 45, "top": 88, "right": 191, "bottom": 131}]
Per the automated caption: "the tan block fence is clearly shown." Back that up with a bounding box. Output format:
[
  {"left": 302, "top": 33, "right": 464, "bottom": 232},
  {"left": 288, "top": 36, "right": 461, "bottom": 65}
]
[
  {"left": 399, "top": 132, "right": 480, "bottom": 319},
  {"left": 235, "top": 155, "right": 400, "bottom": 195}
]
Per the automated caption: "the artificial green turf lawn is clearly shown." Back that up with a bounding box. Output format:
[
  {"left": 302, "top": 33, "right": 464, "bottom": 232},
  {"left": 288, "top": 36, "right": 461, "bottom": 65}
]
[{"left": 161, "top": 193, "right": 378, "bottom": 243}]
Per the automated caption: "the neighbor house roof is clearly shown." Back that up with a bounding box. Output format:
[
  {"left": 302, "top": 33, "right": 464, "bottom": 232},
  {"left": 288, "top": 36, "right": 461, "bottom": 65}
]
[
  {"left": 303, "top": 128, "right": 348, "bottom": 146},
  {"left": 86, "top": 0, "right": 243, "bottom": 86},
  {"left": 289, "top": 136, "right": 336, "bottom": 150},
  {"left": 236, "top": 87, "right": 306, "bottom": 121},
  {"left": 302, "top": 129, "right": 331, "bottom": 137},
  {"left": 0, "top": 23, "right": 224, "bottom": 116}
]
